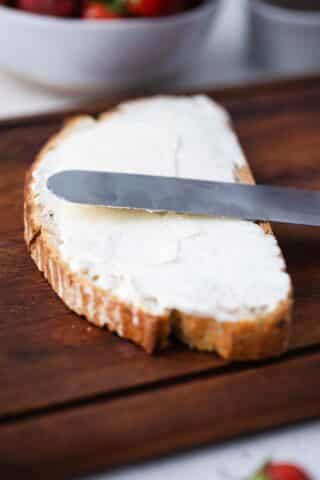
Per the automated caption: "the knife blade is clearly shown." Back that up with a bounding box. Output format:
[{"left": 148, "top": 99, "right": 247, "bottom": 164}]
[{"left": 47, "top": 170, "right": 320, "bottom": 226}]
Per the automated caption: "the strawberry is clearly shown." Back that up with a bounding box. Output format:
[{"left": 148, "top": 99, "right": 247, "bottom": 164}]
[
  {"left": 82, "top": 0, "right": 126, "bottom": 18},
  {"left": 250, "top": 462, "right": 312, "bottom": 480},
  {"left": 127, "top": 0, "right": 185, "bottom": 17},
  {"left": 82, "top": 1, "right": 119, "bottom": 18},
  {"left": 18, "top": 0, "right": 76, "bottom": 16}
]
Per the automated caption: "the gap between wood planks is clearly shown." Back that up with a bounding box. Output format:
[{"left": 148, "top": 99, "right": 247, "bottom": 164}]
[{"left": 1, "top": 344, "right": 319, "bottom": 427}]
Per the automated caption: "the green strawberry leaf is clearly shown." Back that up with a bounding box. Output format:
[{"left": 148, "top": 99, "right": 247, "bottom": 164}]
[
  {"left": 247, "top": 461, "right": 270, "bottom": 480},
  {"left": 98, "top": 0, "right": 128, "bottom": 13},
  {"left": 250, "top": 474, "right": 268, "bottom": 480}
]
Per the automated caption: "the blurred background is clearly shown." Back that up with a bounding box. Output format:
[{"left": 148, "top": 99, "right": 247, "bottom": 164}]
[{"left": 2, "top": 0, "right": 320, "bottom": 119}]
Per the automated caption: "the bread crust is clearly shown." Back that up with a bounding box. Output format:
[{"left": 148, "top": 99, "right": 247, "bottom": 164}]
[{"left": 24, "top": 110, "right": 293, "bottom": 360}]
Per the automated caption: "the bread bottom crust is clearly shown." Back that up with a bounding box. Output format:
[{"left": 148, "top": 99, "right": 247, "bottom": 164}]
[
  {"left": 24, "top": 114, "right": 293, "bottom": 360},
  {"left": 173, "top": 301, "right": 292, "bottom": 360}
]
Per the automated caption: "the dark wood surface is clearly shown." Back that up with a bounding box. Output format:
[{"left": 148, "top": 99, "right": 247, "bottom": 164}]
[{"left": 1, "top": 76, "right": 320, "bottom": 478}]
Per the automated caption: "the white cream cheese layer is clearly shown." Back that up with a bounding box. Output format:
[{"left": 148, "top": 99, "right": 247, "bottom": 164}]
[{"left": 32, "top": 96, "right": 291, "bottom": 321}]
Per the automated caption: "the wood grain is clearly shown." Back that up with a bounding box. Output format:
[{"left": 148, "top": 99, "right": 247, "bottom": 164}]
[
  {"left": 2, "top": 349, "right": 320, "bottom": 479},
  {"left": 1, "top": 76, "right": 320, "bottom": 478}
]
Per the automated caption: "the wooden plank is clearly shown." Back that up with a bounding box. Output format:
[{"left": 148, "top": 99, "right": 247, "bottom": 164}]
[
  {"left": 1, "top": 76, "right": 320, "bottom": 476},
  {"left": 1, "top": 348, "right": 320, "bottom": 479}
]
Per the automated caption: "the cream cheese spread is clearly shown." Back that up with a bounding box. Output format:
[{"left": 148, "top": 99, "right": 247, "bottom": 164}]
[{"left": 32, "top": 96, "right": 291, "bottom": 321}]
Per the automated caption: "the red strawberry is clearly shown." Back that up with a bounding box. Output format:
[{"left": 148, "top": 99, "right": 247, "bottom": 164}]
[
  {"left": 18, "top": 0, "right": 76, "bottom": 16},
  {"left": 127, "top": 0, "right": 184, "bottom": 17},
  {"left": 250, "top": 462, "right": 312, "bottom": 480}
]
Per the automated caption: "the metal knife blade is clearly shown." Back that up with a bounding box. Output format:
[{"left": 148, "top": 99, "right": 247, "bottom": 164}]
[{"left": 47, "top": 170, "right": 320, "bottom": 226}]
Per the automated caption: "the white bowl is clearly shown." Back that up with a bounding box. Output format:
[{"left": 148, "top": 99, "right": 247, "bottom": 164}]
[
  {"left": 249, "top": 0, "right": 320, "bottom": 72},
  {"left": 0, "top": 1, "right": 220, "bottom": 93}
]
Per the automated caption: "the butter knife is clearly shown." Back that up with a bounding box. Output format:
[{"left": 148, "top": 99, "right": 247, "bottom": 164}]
[{"left": 47, "top": 170, "right": 320, "bottom": 227}]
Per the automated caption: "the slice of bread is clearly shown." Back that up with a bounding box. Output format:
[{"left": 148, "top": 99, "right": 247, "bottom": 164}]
[{"left": 24, "top": 96, "right": 293, "bottom": 360}]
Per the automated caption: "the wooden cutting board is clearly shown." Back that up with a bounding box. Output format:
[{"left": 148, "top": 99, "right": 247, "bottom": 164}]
[{"left": 2, "top": 76, "right": 320, "bottom": 479}]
